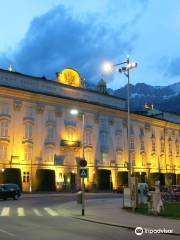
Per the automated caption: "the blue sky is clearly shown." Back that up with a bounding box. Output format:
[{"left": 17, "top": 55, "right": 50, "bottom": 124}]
[{"left": 0, "top": 0, "right": 180, "bottom": 89}]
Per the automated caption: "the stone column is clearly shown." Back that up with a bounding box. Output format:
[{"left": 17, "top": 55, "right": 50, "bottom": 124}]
[{"left": 111, "top": 168, "right": 118, "bottom": 190}]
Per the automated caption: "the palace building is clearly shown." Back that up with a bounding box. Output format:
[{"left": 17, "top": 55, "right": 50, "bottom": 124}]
[{"left": 0, "top": 67, "right": 179, "bottom": 192}]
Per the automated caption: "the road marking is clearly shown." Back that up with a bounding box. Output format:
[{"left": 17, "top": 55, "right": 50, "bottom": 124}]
[
  {"left": 44, "top": 208, "right": 59, "bottom": 216},
  {"left": 17, "top": 207, "right": 25, "bottom": 216},
  {"left": 1, "top": 207, "right": 10, "bottom": 216},
  {"left": 33, "top": 208, "right": 43, "bottom": 216},
  {"left": 0, "top": 228, "right": 16, "bottom": 237}
]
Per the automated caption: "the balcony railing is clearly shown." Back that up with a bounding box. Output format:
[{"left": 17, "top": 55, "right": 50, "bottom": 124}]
[{"left": 60, "top": 140, "right": 81, "bottom": 148}]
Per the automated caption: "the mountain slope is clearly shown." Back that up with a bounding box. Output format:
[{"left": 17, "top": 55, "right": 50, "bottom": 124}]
[{"left": 112, "top": 82, "right": 180, "bottom": 114}]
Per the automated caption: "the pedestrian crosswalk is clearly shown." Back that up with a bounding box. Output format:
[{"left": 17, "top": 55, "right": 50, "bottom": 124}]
[{"left": 0, "top": 207, "right": 64, "bottom": 217}]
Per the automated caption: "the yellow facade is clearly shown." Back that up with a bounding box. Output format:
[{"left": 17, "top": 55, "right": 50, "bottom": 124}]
[{"left": 0, "top": 68, "right": 180, "bottom": 192}]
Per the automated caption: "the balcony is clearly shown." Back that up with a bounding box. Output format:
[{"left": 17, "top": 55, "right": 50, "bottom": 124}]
[{"left": 60, "top": 139, "right": 81, "bottom": 148}]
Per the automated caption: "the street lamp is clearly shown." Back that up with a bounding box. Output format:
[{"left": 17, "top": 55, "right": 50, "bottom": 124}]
[
  {"left": 70, "top": 109, "right": 86, "bottom": 216},
  {"left": 102, "top": 58, "right": 137, "bottom": 191}
]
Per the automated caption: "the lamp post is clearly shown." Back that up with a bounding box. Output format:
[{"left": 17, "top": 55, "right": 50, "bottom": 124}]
[
  {"left": 102, "top": 58, "right": 137, "bottom": 196},
  {"left": 70, "top": 109, "right": 86, "bottom": 216}
]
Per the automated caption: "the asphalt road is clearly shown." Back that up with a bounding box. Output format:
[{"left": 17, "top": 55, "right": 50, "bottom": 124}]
[{"left": 0, "top": 193, "right": 179, "bottom": 240}]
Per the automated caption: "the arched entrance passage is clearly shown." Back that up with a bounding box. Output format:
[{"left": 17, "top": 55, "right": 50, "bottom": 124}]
[
  {"left": 0, "top": 168, "right": 22, "bottom": 190},
  {"left": 149, "top": 173, "right": 165, "bottom": 186},
  {"left": 96, "top": 169, "right": 112, "bottom": 191},
  {"left": 134, "top": 172, "right": 146, "bottom": 183},
  {"left": 165, "top": 173, "right": 176, "bottom": 186},
  {"left": 177, "top": 174, "right": 180, "bottom": 185},
  {"left": 36, "top": 169, "right": 56, "bottom": 191},
  {"left": 117, "top": 172, "right": 128, "bottom": 187}
]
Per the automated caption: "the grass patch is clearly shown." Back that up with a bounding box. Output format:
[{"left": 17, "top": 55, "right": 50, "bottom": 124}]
[{"left": 134, "top": 202, "right": 180, "bottom": 219}]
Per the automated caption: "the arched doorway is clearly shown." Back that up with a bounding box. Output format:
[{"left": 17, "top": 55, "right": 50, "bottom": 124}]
[
  {"left": 96, "top": 169, "right": 112, "bottom": 191},
  {"left": 36, "top": 169, "right": 56, "bottom": 191},
  {"left": 117, "top": 172, "right": 128, "bottom": 187}
]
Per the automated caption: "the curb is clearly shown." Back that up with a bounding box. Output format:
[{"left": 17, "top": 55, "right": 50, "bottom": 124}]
[{"left": 73, "top": 217, "right": 180, "bottom": 236}]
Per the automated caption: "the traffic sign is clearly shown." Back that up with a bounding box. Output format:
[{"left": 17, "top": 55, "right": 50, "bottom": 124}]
[
  {"left": 80, "top": 168, "right": 88, "bottom": 178},
  {"left": 79, "top": 159, "right": 87, "bottom": 167}
]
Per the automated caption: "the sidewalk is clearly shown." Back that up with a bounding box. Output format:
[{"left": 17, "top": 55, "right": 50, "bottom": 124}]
[{"left": 58, "top": 198, "right": 180, "bottom": 235}]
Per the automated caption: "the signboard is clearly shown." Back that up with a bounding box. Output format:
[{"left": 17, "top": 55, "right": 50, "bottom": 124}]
[
  {"left": 80, "top": 168, "right": 88, "bottom": 178},
  {"left": 79, "top": 159, "right": 87, "bottom": 167}
]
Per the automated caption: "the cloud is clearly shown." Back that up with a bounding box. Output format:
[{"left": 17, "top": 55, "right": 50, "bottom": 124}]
[
  {"left": 0, "top": 3, "right": 145, "bottom": 84},
  {"left": 163, "top": 57, "right": 180, "bottom": 77}
]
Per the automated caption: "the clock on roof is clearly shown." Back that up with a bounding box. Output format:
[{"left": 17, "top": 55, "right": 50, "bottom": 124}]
[{"left": 57, "top": 68, "right": 81, "bottom": 87}]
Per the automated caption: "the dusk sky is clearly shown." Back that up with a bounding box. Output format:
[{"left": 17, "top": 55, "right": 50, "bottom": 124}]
[{"left": 0, "top": 0, "right": 180, "bottom": 89}]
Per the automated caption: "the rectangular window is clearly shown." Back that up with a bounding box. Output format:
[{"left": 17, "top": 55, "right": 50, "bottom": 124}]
[
  {"left": 26, "top": 107, "right": 34, "bottom": 118},
  {"left": 176, "top": 141, "right": 179, "bottom": 154},
  {"left": 102, "top": 153, "right": 108, "bottom": 164},
  {"left": 23, "top": 172, "right": 30, "bottom": 183},
  {"left": 47, "top": 111, "right": 55, "bottom": 121},
  {"left": 0, "top": 144, "right": 7, "bottom": 160},
  {"left": 130, "top": 138, "right": 134, "bottom": 150},
  {"left": 45, "top": 148, "right": 54, "bottom": 162},
  {"left": 85, "top": 150, "right": 92, "bottom": 163},
  {"left": 1, "top": 103, "right": 9, "bottom": 114},
  {"left": 140, "top": 128, "right": 144, "bottom": 137},
  {"left": 24, "top": 146, "right": 33, "bottom": 161},
  {"left": 169, "top": 142, "right": 172, "bottom": 155},
  {"left": 152, "top": 140, "right": 156, "bottom": 152},
  {"left": 47, "top": 126, "right": 55, "bottom": 139},
  {"left": 160, "top": 141, "right": 165, "bottom": 152},
  {"left": 140, "top": 140, "right": 145, "bottom": 151},
  {"left": 25, "top": 124, "right": 33, "bottom": 139},
  {"left": 67, "top": 127, "right": 74, "bottom": 141},
  {"left": 0, "top": 120, "right": 8, "bottom": 137},
  {"left": 85, "top": 131, "right": 92, "bottom": 145}
]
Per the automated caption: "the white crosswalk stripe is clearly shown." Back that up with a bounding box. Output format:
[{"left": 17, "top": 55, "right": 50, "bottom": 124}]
[
  {"left": 0, "top": 207, "right": 59, "bottom": 217},
  {"left": 44, "top": 208, "right": 59, "bottom": 216},
  {"left": 17, "top": 207, "right": 25, "bottom": 216},
  {"left": 33, "top": 208, "right": 43, "bottom": 216},
  {"left": 1, "top": 207, "right": 10, "bottom": 216}
]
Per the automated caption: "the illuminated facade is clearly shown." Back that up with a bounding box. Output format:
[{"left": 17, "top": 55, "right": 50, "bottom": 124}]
[{"left": 0, "top": 68, "right": 179, "bottom": 192}]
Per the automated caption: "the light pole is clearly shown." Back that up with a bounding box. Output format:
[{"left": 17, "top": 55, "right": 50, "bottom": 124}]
[
  {"left": 70, "top": 109, "right": 86, "bottom": 216},
  {"left": 102, "top": 58, "right": 137, "bottom": 194}
]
